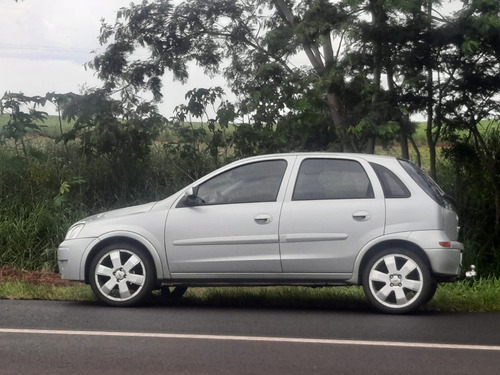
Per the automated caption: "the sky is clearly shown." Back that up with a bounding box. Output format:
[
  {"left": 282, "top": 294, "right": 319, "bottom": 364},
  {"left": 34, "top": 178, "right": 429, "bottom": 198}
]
[
  {"left": 0, "top": 0, "right": 462, "bottom": 118},
  {"left": 0, "top": 0, "right": 227, "bottom": 117}
]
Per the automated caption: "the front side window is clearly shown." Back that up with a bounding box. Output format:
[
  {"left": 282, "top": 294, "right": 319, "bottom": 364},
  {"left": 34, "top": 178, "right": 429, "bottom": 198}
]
[
  {"left": 293, "top": 159, "right": 374, "bottom": 200},
  {"left": 194, "top": 160, "right": 287, "bottom": 205}
]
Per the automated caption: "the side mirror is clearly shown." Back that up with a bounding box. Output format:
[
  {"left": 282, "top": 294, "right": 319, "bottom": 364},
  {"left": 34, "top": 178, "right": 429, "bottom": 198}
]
[
  {"left": 185, "top": 186, "right": 195, "bottom": 198},
  {"left": 185, "top": 185, "right": 199, "bottom": 198},
  {"left": 180, "top": 185, "right": 204, "bottom": 207}
]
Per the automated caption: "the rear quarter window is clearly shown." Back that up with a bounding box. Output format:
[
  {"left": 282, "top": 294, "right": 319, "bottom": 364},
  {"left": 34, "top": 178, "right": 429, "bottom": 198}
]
[{"left": 370, "top": 163, "right": 411, "bottom": 198}]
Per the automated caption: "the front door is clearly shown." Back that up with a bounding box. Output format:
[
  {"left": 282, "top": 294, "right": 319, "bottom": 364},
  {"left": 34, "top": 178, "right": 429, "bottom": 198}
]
[{"left": 165, "top": 159, "right": 290, "bottom": 275}]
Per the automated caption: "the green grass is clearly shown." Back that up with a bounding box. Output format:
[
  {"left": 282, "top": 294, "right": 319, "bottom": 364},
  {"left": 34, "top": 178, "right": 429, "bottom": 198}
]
[
  {"left": 1, "top": 279, "right": 499, "bottom": 312},
  {"left": 0, "top": 281, "right": 95, "bottom": 301}
]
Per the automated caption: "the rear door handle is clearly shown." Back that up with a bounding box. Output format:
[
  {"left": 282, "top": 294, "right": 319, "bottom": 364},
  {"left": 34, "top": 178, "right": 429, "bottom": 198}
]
[
  {"left": 254, "top": 214, "right": 272, "bottom": 224},
  {"left": 352, "top": 211, "right": 371, "bottom": 221}
]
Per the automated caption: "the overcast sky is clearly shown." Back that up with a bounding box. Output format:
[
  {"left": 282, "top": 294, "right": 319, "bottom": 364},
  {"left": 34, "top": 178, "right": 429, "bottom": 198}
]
[
  {"left": 1, "top": 0, "right": 462, "bottom": 118},
  {"left": 0, "top": 0, "right": 228, "bottom": 117}
]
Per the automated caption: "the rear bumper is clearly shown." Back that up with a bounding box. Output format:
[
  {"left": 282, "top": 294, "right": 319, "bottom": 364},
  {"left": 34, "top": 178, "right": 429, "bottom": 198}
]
[
  {"left": 425, "top": 244, "right": 463, "bottom": 281},
  {"left": 406, "top": 232, "right": 463, "bottom": 279}
]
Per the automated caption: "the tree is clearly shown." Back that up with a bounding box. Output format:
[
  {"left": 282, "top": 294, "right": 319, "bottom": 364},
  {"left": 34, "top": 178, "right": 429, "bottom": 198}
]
[
  {"left": 0, "top": 93, "right": 48, "bottom": 157},
  {"left": 91, "top": 0, "right": 417, "bottom": 153},
  {"left": 55, "top": 89, "right": 166, "bottom": 201},
  {"left": 441, "top": 0, "right": 500, "bottom": 240}
]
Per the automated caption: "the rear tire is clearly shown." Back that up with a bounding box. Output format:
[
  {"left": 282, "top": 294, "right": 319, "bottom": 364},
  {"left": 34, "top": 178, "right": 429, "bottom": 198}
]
[{"left": 362, "top": 248, "right": 432, "bottom": 314}]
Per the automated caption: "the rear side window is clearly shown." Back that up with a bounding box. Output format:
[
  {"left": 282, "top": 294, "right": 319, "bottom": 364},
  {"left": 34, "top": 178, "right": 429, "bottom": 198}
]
[
  {"left": 293, "top": 159, "right": 374, "bottom": 200},
  {"left": 370, "top": 163, "right": 411, "bottom": 198}
]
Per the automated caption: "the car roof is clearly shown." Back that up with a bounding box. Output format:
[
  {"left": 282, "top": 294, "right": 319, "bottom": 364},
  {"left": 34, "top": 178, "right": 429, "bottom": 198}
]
[{"left": 239, "top": 152, "right": 399, "bottom": 163}]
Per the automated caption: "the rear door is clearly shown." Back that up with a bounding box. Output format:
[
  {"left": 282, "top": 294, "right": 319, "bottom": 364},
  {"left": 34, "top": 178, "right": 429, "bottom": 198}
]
[{"left": 279, "top": 156, "right": 385, "bottom": 275}]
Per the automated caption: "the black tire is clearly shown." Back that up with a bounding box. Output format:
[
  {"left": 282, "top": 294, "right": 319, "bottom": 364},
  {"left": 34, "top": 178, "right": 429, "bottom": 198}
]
[
  {"left": 425, "top": 281, "right": 438, "bottom": 304},
  {"left": 89, "top": 243, "right": 156, "bottom": 307},
  {"left": 161, "top": 286, "right": 188, "bottom": 300},
  {"left": 362, "top": 248, "right": 432, "bottom": 314}
]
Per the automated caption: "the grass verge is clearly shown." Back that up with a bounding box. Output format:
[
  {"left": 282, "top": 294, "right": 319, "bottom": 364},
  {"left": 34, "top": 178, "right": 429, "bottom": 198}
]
[
  {"left": 0, "top": 281, "right": 95, "bottom": 301},
  {"left": 1, "top": 278, "right": 499, "bottom": 312}
]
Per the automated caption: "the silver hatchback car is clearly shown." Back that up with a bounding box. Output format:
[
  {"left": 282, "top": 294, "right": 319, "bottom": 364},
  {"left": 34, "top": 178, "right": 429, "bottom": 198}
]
[{"left": 58, "top": 153, "right": 465, "bottom": 313}]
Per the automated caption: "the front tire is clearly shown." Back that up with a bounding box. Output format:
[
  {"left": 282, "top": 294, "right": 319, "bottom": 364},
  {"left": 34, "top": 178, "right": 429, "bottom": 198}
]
[
  {"left": 89, "top": 243, "right": 156, "bottom": 307},
  {"left": 362, "top": 249, "right": 432, "bottom": 314}
]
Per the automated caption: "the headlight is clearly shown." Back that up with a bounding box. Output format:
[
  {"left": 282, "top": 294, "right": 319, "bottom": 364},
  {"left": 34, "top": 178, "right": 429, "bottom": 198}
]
[{"left": 65, "top": 223, "right": 85, "bottom": 240}]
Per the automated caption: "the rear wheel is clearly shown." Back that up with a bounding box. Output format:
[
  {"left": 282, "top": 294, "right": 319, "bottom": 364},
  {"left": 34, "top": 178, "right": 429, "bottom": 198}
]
[
  {"left": 89, "top": 243, "right": 156, "bottom": 307},
  {"left": 362, "top": 248, "right": 432, "bottom": 314},
  {"left": 425, "top": 281, "right": 438, "bottom": 304}
]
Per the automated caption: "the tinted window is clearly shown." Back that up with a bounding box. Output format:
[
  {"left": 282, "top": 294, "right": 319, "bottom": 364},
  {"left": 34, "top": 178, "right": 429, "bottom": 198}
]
[
  {"left": 370, "top": 163, "right": 411, "bottom": 198},
  {"left": 196, "top": 160, "right": 287, "bottom": 205},
  {"left": 293, "top": 159, "right": 374, "bottom": 200},
  {"left": 399, "top": 159, "right": 454, "bottom": 208}
]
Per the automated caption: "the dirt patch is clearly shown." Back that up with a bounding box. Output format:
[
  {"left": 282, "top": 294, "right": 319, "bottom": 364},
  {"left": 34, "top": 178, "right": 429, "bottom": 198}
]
[{"left": 0, "top": 266, "right": 79, "bottom": 287}]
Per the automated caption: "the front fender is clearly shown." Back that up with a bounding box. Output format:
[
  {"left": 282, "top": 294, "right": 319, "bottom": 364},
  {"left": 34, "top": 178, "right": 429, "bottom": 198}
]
[{"left": 82, "top": 230, "right": 170, "bottom": 282}]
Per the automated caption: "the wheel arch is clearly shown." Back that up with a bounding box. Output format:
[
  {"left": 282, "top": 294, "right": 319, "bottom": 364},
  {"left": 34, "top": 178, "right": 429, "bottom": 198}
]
[
  {"left": 84, "top": 234, "right": 165, "bottom": 285},
  {"left": 355, "top": 239, "right": 432, "bottom": 285}
]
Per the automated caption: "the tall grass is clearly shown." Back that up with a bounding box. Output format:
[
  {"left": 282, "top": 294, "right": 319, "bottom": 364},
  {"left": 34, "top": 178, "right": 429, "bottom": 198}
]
[
  {"left": 0, "top": 117, "right": 498, "bottom": 276},
  {"left": 0, "top": 136, "right": 214, "bottom": 271},
  {"left": 0, "top": 201, "right": 56, "bottom": 269}
]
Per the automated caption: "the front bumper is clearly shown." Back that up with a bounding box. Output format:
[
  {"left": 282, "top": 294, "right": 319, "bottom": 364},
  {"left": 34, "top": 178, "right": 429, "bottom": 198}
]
[{"left": 57, "top": 237, "right": 97, "bottom": 281}]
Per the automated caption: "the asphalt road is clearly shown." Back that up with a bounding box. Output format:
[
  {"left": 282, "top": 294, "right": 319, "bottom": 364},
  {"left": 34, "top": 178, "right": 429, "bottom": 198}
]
[{"left": 1, "top": 299, "right": 499, "bottom": 374}]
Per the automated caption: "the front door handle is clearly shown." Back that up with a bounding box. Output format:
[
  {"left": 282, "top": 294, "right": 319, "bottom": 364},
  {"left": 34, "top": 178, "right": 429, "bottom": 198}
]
[
  {"left": 254, "top": 214, "right": 272, "bottom": 224},
  {"left": 352, "top": 211, "right": 371, "bottom": 221}
]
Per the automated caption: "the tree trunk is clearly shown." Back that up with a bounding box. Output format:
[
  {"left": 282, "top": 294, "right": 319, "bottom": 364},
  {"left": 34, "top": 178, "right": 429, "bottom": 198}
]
[
  {"left": 425, "top": 0, "right": 437, "bottom": 180},
  {"left": 368, "top": 0, "right": 386, "bottom": 155},
  {"left": 426, "top": 116, "right": 437, "bottom": 180},
  {"left": 400, "top": 133, "right": 410, "bottom": 159},
  {"left": 495, "top": 186, "right": 500, "bottom": 244},
  {"left": 326, "top": 92, "right": 345, "bottom": 148}
]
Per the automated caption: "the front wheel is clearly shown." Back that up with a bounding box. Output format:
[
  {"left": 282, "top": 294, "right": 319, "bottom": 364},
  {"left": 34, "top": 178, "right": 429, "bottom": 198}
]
[
  {"left": 89, "top": 243, "right": 156, "bottom": 307},
  {"left": 362, "top": 249, "right": 432, "bottom": 314}
]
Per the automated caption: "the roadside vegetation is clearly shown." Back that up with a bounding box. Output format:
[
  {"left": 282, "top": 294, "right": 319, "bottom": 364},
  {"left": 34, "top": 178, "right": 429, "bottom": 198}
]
[
  {"left": 1, "top": 0, "right": 500, "bottom": 310},
  {"left": 1, "top": 279, "right": 499, "bottom": 313}
]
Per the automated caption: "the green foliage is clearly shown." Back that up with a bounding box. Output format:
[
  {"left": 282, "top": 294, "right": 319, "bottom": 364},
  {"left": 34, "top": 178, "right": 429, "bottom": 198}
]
[
  {"left": 91, "top": 0, "right": 416, "bottom": 152},
  {"left": 0, "top": 93, "right": 48, "bottom": 156},
  {"left": 1, "top": 0, "right": 500, "bottom": 278},
  {"left": 442, "top": 124, "right": 500, "bottom": 259},
  {"left": 0, "top": 201, "right": 61, "bottom": 270}
]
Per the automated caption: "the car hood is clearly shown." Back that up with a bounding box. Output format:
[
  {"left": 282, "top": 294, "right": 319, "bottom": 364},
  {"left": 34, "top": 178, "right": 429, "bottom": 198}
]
[{"left": 84, "top": 201, "right": 158, "bottom": 223}]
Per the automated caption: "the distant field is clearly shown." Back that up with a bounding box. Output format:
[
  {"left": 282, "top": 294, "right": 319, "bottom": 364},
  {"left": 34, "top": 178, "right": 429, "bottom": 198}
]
[
  {"left": 1, "top": 114, "right": 430, "bottom": 142},
  {"left": 9, "top": 113, "right": 494, "bottom": 158},
  {"left": 0, "top": 114, "right": 72, "bottom": 137}
]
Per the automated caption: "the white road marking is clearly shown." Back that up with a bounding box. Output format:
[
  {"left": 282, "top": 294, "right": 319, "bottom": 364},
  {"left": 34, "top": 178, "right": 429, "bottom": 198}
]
[{"left": 1, "top": 328, "right": 499, "bottom": 351}]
